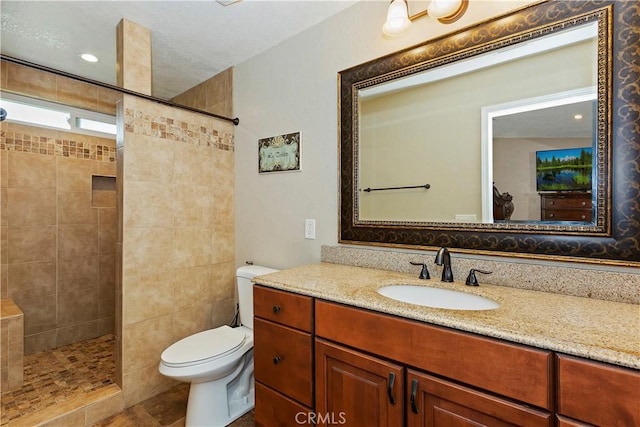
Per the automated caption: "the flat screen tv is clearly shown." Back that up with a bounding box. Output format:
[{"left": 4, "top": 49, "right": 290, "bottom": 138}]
[{"left": 535, "top": 147, "right": 593, "bottom": 192}]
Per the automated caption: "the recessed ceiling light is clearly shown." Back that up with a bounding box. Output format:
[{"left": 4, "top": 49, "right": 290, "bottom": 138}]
[
  {"left": 216, "top": 0, "right": 242, "bottom": 6},
  {"left": 574, "top": 114, "right": 583, "bottom": 120},
  {"left": 80, "top": 53, "right": 99, "bottom": 63}
]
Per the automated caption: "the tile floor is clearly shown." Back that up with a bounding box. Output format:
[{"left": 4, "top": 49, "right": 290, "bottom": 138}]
[
  {"left": 94, "top": 383, "right": 254, "bottom": 427},
  {"left": 1, "top": 333, "right": 254, "bottom": 427},
  {"left": 1, "top": 334, "right": 116, "bottom": 425}
]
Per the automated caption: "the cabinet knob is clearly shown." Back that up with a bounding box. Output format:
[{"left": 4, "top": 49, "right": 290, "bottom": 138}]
[
  {"left": 549, "top": 213, "right": 555, "bottom": 218},
  {"left": 272, "top": 356, "right": 282, "bottom": 365},
  {"left": 581, "top": 201, "right": 586, "bottom": 206},
  {"left": 550, "top": 200, "right": 555, "bottom": 205},
  {"left": 581, "top": 215, "right": 586, "bottom": 220},
  {"left": 272, "top": 305, "right": 281, "bottom": 313}
]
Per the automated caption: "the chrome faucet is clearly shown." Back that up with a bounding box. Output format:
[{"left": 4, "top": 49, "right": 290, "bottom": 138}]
[{"left": 434, "top": 247, "right": 454, "bottom": 282}]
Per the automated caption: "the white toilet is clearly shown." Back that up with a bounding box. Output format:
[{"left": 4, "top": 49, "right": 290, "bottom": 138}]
[{"left": 159, "top": 265, "right": 277, "bottom": 427}]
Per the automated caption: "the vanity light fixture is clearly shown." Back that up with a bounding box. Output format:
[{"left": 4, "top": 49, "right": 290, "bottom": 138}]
[
  {"left": 382, "top": 0, "right": 468, "bottom": 37},
  {"left": 574, "top": 114, "right": 583, "bottom": 120}
]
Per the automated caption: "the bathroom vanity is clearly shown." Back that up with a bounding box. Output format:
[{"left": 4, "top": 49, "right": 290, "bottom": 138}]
[{"left": 253, "top": 263, "right": 640, "bottom": 426}]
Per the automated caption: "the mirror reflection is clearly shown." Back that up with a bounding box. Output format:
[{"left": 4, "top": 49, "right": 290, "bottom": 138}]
[{"left": 357, "top": 22, "right": 597, "bottom": 225}]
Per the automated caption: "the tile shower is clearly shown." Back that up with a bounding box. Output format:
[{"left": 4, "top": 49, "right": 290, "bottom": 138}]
[{"left": 1, "top": 123, "right": 117, "bottom": 355}]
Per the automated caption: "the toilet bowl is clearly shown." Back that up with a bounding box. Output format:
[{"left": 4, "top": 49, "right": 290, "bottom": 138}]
[{"left": 159, "top": 265, "right": 277, "bottom": 426}]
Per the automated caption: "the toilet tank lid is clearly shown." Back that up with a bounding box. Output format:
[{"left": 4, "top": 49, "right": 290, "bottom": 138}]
[{"left": 237, "top": 265, "right": 278, "bottom": 279}]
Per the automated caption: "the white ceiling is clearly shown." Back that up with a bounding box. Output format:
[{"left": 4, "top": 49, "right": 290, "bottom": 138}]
[{"left": 0, "top": 0, "right": 359, "bottom": 100}]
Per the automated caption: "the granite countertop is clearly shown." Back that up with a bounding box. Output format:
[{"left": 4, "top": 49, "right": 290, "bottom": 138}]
[{"left": 253, "top": 262, "right": 640, "bottom": 370}]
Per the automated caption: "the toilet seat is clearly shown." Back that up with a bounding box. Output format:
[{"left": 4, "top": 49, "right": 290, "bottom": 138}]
[{"left": 161, "top": 326, "right": 247, "bottom": 368}]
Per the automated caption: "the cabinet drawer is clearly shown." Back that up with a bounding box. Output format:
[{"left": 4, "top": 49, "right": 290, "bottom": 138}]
[
  {"left": 255, "top": 382, "right": 310, "bottom": 427},
  {"left": 254, "top": 318, "right": 313, "bottom": 406},
  {"left": 316, "top": 300, "right": 552, "bottom": 410},
  {"left": 557, "top": 355, "right": 640, "bottom": 426},
  {"left": 541, "top": 196, "right": 591, "bottom": 210},
  {"left": 254, "top": 285, "right": 313, "bottom": 332},
  {"left": 542, "top": 210, "right": 592, "bottom": 221},
  {"left": 408, "top": 370, "right": 551, "bottom": 427}
]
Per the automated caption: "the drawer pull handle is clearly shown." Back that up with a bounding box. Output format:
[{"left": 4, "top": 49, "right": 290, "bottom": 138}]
[
  {"left": 272, "top": 356, "right": 282, "bottom": 365},
  {"left": 387, "top": 372, "right": 396, "bottom": 405},
  {"left": 272, "top": 305, "right": 281, "bottom": 313},
  {"left": 410, "top": 379, "right": 419, "bottom": 414}
]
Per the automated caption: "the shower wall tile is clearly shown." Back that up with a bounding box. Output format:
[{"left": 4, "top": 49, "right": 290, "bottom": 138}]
[
  {"left": 58, "top": 256, "right": 99, "bottom": 293},
  {"left": 173, "top": 184, "right": 213, "bottom": 227},
  {"left": 58, "top": 224, "right": 99, "bottom": 259},
  {"left": 5, "top": 62, "right": 57, "bottom": 99},
  {"left": 173, "top": 145, "right": 214, "bottom": 186},
  {"left": 210, "top": 262, "right": 235, "bottom": 302},
  {"left": 123, "top": 181, "right": 173, "bottom": 228},
  {"left": 99, "top": 285, "right": 115, "bottom": 319},
  {"left": 58, "top": 157, "right": 97, "bottom": 192},
  {"left": 123, "top": 314, "right": 173, "bottom": 372},
  {"left": 98, "top": 161, "right": 117, "bottom": 176},
  {"left": 56, "top": 320, "right": 99, "bottom": 347},
  {"left": 100, "top": 254, "right": 116, "bottom": 287},
  {"left": 8, "top": 152, "right": 56, "bottom": 189},
  {"left": 58, "top": 191, "right": 98, "bottom": 224},
  {"left": 173, "top": 265, "right": 212, "bottom": 309},
  {"left": 123, "top": 135, "right": 174, "bottom": 184},
  {"left": 172, "top": 303, "right": 212, "bottom": 341},
  {"left": 1, "top": 266, "right": 7, "bottom": 298},
  {"left": 123, "top": 227, "right": 174, "bottom": 277},
  {"left": 8, "top": 261, "right": 57, "bottom": 298},
  {"left": 0, "top": 226, "right": 6, "bottom": 265},
  {"left": 173, "top": 226, "right": 212, "bottom": 268},
  {"left": 16, "top": 294, "right": 56, "bottom": 335},
  {"left": 211, "top": 224, "right": 234, "bottom": 264},
  {"left": 211, "top": 298, "right": 236, "bottom": 329},
  {"left": 57, "top": 287, "right": 100, "bottom": 327},
  {"left": 8, "top": 225, "right": 56, "bottom": 263},
  {"left": 56, "top": 78, "right": 99, "bottom": 112},
  {"left": 6, "top": 189, "right": 56, "bottom": 226},
  {"left": 123, "top": 272, "right": 174, "bottom": 325},
  {"left": 24, "top": 329, "right": 56, "bottom": 355},
  {"left": 98, "top": 316, "right": 115, "bottom": 336},
  {"left": 122, "top": 364, "right": 175, "bottom": 409}
]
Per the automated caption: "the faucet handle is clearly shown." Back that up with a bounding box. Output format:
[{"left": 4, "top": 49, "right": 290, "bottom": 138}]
[
  {"left": 409, "top": 262, "right": 430, "bottom": 280},
  {"left": 465, "top": 269, "right": 492, "bottom": 286}
]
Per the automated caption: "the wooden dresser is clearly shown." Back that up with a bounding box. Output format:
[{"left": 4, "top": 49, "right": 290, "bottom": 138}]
[{"left": 539, "top": 192, "right": 592, "bottom": 221}]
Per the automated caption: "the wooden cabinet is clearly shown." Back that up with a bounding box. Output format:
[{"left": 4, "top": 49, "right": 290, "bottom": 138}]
[
  {"left": 253, "top": 286, "right": 314, "bottom": 427},
  {"left": 540, "top": 192, "right": 592, "bottom": 221},
  {"left": 254, "top": 286, "right": 639, "bottom": 427},
  {"left": 557, "top": 354, "right": 640, "bottom": 426},
  {"left": 407, "top": 370, "right": 551, "bottom": 427},
  {"left": 316, "top": 339, "right": 404, "bottom": 427}
]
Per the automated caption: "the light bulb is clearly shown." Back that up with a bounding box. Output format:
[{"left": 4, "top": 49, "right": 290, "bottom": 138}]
[
  {"left": 427, "top": 0, "right": 463, "bottom": 20},
  {"left": 382, "top": 0, "right": 411, "bottom": 36}
]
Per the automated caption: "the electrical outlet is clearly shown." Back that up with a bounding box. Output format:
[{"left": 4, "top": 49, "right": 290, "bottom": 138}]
[{"left": 305, "top": 219, "right": 316, "bottom": 239}]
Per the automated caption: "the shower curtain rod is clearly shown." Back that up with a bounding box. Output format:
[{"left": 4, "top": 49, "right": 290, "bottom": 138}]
[
  {"left": 1, "top": 54, "right": 240, "bottom": 126},
  {"left": 361, "top": 183, "right": 431, "bottom": 192}
]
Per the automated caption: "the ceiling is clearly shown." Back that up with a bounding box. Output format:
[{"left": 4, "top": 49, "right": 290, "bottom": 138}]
[{"left": 0, "top": 0, "right": 358, "bottom": 100}]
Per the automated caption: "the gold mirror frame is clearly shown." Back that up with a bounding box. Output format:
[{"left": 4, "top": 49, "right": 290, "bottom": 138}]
[{"left": 338, "top": 0, "right": 640, "bottom": 266}]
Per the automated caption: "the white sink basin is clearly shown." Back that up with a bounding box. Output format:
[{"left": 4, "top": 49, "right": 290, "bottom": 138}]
[{"left": 377, "top": 285, "right": 500, "bottom": 310}]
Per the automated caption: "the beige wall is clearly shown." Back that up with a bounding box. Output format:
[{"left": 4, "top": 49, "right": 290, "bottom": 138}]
[
  {"left": 233, "top": 1, "right": 637, "bottom": 280},
  {"left": 1, "top": 61, "right": 118, "bottom": 354},
  {"left": 359, "top": 40, "right": 595, "bottom": 222},
  {"left": 116, "top": 94, "right": 236, "bottom": 407}
]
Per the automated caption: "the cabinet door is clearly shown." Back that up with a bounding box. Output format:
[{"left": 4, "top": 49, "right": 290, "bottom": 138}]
[
  {"left": 316, "top": 339, "right": 403, "bottom": 427},
  {"left": 255, "top": 382, "right": 311, "bottom": 427},
  {"left": 407, "top": 370, "right": 552, "bottom": 427}
]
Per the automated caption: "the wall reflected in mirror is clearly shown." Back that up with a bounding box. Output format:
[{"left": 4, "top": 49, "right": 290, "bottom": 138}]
[{"left": 357, "top": 22, "right": 597, "bottom": 225}]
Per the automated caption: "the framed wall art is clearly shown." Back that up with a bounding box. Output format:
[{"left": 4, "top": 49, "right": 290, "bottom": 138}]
[{"left": 258, "top": 131, "right": 301, "bottom": 173}]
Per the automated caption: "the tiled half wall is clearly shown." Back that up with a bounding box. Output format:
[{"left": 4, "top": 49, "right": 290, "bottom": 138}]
[{"left": 117, "top": 94, "right": 236, "bottom": 407}]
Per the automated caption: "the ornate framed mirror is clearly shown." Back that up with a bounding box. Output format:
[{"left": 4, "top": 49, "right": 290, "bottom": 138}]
[{"left": 338, "top": 0, "right": 639, "bottom": 265}]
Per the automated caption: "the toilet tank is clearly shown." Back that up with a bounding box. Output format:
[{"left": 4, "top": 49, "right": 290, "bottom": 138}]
[{"left": 236, "top": 265, "right": 278, "bottom": 329}]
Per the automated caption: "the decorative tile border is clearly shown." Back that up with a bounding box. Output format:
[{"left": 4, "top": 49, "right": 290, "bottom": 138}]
[
  {"left": 124, "top": 108, "right": 234, "bottom": 151},
  {"left": 0, "top": 129, "right": 116, "bottom": 162}
]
